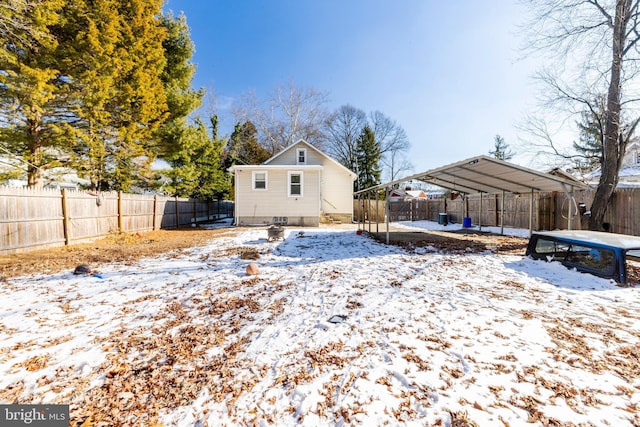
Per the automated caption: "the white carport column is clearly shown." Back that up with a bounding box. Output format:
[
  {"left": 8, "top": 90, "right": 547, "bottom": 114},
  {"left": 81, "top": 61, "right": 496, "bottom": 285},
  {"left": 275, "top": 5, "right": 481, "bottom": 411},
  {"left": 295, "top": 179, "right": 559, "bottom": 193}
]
[{"left": 529, "top": 189, "right": 534, "bottom": 237}]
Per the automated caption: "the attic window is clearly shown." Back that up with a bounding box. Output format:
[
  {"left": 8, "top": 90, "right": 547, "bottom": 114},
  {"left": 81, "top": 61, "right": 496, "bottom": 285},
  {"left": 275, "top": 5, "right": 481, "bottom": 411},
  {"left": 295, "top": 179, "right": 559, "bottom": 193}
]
[
  {"left": 252, "top": 171, "right": 267, "bottom": 190},
  {"left": 296, "top": 148, "right": 307, "bottom": 165}
]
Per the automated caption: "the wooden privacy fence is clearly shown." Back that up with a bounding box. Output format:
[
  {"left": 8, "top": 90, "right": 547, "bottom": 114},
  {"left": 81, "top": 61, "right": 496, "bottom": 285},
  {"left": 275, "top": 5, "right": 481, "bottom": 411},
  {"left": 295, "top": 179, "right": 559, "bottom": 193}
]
[
  {"left": 354, "top": 187, "right": 640, "bottom": 237},
  {"left": 0, "top": 187, "right": 234, "bottom": 254}
]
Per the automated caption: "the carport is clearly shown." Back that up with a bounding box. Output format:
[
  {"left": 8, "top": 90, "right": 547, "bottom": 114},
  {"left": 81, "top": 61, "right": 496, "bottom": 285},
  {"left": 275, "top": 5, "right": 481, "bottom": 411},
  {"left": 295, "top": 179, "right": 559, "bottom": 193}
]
[{"left": 355, "top": 155, "right": 588, "bottom": 244}]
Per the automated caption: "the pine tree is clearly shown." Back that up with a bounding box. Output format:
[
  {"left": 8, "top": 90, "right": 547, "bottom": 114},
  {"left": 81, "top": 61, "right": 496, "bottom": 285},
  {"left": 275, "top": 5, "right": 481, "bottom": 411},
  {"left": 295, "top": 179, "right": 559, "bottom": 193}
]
[
  {"left": 166, "top": 116, "right": 230, "bottom": 199},
  {"left": 0, "top": 0, "right": 67, "bottom": 186},
  {"left": 572, "top": 99, "right": 605, "bottom": 174},
  {"left": 355, "top": 125, "right": 381, "bottom": 191},
  {"left": 103, "top": 0, "right": 168, "bottom": 191},
  {"left": 0, "top": 0, "right": 171, "bottom": 190},
  {"left": 225, "top": 121, "right": 271, "bottom": 167},
  {"left": 155, "top": 12, "right": 204, "bottom": 157},
  {"left": 489, "top": 134, "right": 514, "bottom": 161}
]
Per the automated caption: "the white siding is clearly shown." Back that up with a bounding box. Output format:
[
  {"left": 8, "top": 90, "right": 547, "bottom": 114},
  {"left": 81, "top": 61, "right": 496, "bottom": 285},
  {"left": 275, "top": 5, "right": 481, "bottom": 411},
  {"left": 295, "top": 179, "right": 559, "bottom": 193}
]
[
  {"left": 267, "top": 142, "right": 325, "bottom": 166},
  {"left": 235, "top": 168, "right": 320, "bottom": 224},
  {"left": 320, "top": 161, "right": 354, "bottom": 215}
]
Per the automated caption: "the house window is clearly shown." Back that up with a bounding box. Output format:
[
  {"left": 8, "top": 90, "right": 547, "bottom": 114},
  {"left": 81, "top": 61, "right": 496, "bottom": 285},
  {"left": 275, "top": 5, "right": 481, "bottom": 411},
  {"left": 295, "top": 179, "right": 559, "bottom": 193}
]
[
  {"left": 296, "top": 148, "right": 307, "bottom": 165},
  {"left": 633, "top": 150, "right": 639, "bottom": 165},
  {"left": 252, "top": 171, "right": 267, "bottom": 190},
  {"left": 288, "top": 171, "right": 303, "bottom": 196}
]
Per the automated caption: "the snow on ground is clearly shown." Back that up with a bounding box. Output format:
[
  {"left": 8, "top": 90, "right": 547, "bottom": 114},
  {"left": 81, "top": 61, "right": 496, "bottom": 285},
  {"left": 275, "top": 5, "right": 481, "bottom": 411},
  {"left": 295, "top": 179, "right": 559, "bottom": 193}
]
[
  {"left": 1, "top": 221, "right": 639, "bottom": 426},
  {"left": 393, "top": 219, "right": 533, "bottom": 238}
]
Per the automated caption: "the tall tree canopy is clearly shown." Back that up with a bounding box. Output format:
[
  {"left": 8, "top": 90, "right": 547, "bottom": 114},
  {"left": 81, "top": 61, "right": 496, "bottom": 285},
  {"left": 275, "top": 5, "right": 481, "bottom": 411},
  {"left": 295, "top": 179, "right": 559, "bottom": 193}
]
[
  {"left": 355, "top": 125, "right": 381, "bottom": 191},
  {"left": 523, "top": 0, "right": 640, "bottom": 230},
  {"left": 232, "top": 79, "right": 330, "bottom": 154},
  {"left": 165, "top": 116, "right": 230, "bottom": 199},
  {"left": 324, "top": 105, "right": 411, "bottom": 183},
  {"left": 0, "top": 0, "right": 175, "bottom": 191},
  {"left": 489, "top": 134, "right": 514, "bottom": 161},
  {"left": 324, "top": 104, "right": 367, "bottom": 174},
  {"left": 224, "top": 121, "right": 271, "bottom": 168}
]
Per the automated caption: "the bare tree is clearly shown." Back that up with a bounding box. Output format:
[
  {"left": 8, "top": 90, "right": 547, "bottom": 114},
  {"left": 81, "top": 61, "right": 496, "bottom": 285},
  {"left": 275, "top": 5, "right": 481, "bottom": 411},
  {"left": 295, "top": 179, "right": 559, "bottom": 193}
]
[
  {"left": 521, "top": 0, "right": 640, "bottom": 230},
  {"left": 324, "top": 105, "right": 367, "bottom": 172},
  {"left": 369, "top": 111, "right": 410, "bottom": 156},
  {"left": 232, "top": 79, "right": 330, "bottom": 155},
  {"left": 383, "top": 149, "right": 413, "bottom": 181},
  {"left": 369, "top": 111, "right": 411, "bottom": 180}
]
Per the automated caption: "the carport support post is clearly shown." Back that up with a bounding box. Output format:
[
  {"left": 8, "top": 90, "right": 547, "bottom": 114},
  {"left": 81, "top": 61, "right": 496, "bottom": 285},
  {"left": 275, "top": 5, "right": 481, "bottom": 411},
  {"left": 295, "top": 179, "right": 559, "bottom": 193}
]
[
  {"left": 358, "top": 193, "right": 363, "bottom": 230},
  {"left": 529, "top": 189, "right": 534, "bottom": 237},
  {"left": 500, "top": 190, "right": 505, "bottom": 235},
  {"left": 376, "top": 189, "right": 380, "bottom": 233},
  {"left": 385, "top": 187, "right": 391, "bottom": 245},
  {"left": 567, "top": 186, "right": 574, "bottom": 230},
  {"left": 479, "top": 192, "right": 483, "bottom": 232},
  {"left": 367, "top": 194, "right": 371, "bottom": 233}
]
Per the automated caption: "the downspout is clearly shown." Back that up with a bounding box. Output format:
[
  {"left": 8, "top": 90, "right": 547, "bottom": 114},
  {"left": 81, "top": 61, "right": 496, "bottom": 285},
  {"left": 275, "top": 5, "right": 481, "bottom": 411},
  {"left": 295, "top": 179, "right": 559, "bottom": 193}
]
[
  {"left": 234, "top": 169, "right": 240, "bottom": 226},
  {"left": 319, "top": 171, "right": 322, "bottom": 220}
]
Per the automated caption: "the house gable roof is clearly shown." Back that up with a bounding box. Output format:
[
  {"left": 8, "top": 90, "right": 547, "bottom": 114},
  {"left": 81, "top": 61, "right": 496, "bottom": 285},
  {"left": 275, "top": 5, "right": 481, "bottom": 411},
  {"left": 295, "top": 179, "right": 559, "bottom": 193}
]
[{"left": 263, "top": 140, "right": 357, "bottom": 179}]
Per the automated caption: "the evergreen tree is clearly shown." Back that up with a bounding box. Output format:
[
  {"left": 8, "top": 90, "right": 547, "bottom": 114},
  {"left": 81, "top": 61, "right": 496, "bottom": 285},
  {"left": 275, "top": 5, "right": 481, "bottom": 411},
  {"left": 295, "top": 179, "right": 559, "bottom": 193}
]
[
  {"left": 489, "top": 134, "right": 514, "bottom": 161},
  {"left": 0, "top": 0, "right": 171, "bottom": 190},
  {"left": 103, "top": 0, "right": 168, "bottom": 191},
  {"left": 155, "top": 12, "right": 204, "bottom": 158},
  {"left": 355, "top": 125, "right": 381, "bottom": 191},
  {"left": 225, "top": 121, "right": 271, "bottom": 167},
  {"left": 0, "top": 0, "right": 67, "bottom": 186},
  {"left": 572, "top": 99, "right": 605, "bottom": 174},
  {"left": 166, "top": 116, "right": 230, "bottom": 199}
]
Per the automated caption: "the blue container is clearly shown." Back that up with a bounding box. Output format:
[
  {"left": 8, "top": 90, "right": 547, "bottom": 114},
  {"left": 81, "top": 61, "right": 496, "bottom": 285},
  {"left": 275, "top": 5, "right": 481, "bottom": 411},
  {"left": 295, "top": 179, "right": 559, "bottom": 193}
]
[
  {"left": 463, "top": 217, "right": 472, "bottom": 228},
  {"left": 438, "top": 213, "right": 448, "bottom": 226}
]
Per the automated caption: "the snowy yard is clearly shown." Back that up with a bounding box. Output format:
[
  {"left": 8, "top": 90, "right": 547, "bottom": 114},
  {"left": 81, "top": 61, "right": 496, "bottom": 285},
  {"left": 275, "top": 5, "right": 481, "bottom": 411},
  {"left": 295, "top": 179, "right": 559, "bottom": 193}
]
[{"left": 0, "top": 221, "right": 639, "bottom": 426}]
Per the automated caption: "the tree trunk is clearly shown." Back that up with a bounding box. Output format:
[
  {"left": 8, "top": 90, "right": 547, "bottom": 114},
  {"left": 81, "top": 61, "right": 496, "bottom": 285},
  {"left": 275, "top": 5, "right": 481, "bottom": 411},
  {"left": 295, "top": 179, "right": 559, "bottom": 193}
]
[
  {"left": 588, "top": 0, "right": 630, "bottom": 231},
  {"left": 26, "top": 114, "right": 43, "bottom": 188}
]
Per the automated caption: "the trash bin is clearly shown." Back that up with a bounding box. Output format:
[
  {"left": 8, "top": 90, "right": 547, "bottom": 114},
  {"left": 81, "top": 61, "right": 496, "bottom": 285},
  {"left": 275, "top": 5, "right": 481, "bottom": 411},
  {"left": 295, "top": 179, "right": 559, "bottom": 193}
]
[
  {"left": 463, "top": 217, "right": 472, "bottom": 228},
  {"left": 438, "top": 213, "right": 448, "bottom": 226}
]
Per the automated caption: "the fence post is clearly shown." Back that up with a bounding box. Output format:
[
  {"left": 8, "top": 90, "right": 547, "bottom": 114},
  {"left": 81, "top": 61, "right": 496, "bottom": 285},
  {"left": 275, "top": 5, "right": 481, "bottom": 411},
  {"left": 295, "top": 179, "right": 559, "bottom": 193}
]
[
  {"left": 117, "top": 191, "right": 123, "bottom": 233},
  {"left": 175, "top": 196, "right": 179, "bottom": 229},
  {"left": 61, "top": 189, "right": 70, "bottom": 246},
  {"left": 193, "top": 198, "right": 197, "bottom": 225},
  {"left": 153, "top": 195, "right": 158, "bottom": 230}
]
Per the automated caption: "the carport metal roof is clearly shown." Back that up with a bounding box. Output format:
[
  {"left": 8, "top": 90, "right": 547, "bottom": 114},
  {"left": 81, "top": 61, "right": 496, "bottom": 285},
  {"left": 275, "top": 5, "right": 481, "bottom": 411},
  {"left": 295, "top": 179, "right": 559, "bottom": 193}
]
[
  {"left": 354, "top": 155, "right": 589, "bottom": 241},
  {"left": 355, "top": 155, "right": 587, "bottom": 196}
]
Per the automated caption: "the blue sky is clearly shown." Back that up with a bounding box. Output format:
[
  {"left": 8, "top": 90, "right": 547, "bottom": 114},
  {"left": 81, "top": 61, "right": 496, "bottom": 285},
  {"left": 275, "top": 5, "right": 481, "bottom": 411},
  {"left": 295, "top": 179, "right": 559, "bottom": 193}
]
[{"left": 163, "top": 1, "right": 542, "bottom": 174}]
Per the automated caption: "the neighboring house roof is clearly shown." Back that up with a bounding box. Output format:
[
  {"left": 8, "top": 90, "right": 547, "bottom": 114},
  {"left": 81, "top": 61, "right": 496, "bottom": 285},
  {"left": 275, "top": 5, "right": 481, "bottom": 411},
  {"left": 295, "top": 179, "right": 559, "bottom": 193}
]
[
  {"left": 389, "top": 189, "right": 426, "bottom": 199},
  {"left": 406, "top": 190, "right": 426, "bottom": 198},
  {"left": 263, "top": 139, "right": 357, "bottom": 179},
  {"left": 584, "top": 141, "right": 640, "bottom": 188}
]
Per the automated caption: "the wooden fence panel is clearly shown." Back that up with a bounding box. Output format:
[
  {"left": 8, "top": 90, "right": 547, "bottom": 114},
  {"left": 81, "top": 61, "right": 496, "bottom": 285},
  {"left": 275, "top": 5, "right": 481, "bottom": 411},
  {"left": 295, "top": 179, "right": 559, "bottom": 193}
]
[
  {"left": 1, "top": 187, "right": 234, "bottom": 254},
  {"left": 357, "top": 187, "right": 640, "bottom": 236},
  {"left": 121, "top": 193, "right": 156, "bottom": 232},
  {"left": 63, "top": 190, "right": 119, "bottom": 244},
  {"left": 0, "top": 187, "right": 65, "bottom": 252}
]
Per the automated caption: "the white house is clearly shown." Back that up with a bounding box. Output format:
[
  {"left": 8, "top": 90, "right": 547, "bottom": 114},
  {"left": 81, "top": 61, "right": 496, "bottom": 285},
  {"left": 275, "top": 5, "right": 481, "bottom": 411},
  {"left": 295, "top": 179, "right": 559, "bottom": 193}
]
[
  {"left": 587, "top": 141, "right": 640, "bottom": 187},
  {"left": 229, "top": 140, "right": 357, "bottom": 227}
]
